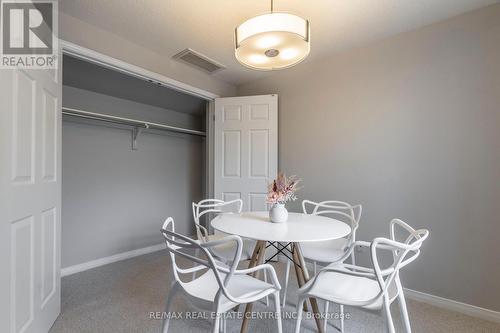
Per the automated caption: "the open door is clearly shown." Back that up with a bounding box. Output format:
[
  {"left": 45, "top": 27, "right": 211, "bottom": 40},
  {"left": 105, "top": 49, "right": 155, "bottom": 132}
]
[
  {"left": 0, "top": 68, "right": 62, "bottom": 331},
  {"left": 214, "top": 95, "right": 278, "bottom": 211}
]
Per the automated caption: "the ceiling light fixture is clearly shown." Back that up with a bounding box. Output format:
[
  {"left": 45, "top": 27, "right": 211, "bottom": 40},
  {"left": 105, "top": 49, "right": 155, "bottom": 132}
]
[{"left": 234, "top": 0, "right": 310, "bottom": 71}]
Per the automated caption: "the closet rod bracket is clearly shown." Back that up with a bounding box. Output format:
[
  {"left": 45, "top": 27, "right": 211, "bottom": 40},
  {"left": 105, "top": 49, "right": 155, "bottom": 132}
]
[{"left": 132, "top": 124, "right": 148, "bottom": 150}]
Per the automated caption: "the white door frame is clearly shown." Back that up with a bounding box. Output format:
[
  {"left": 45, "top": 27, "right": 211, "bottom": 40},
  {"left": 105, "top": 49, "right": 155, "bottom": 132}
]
[{"left": 60, "top": 40, "right": 219, "bottom": 100}]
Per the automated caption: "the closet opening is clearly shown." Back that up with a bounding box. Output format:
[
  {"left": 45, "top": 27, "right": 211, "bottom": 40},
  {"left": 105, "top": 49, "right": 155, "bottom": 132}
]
[{"left": 61, "top": 54, "right": 209, "bottom": 274}]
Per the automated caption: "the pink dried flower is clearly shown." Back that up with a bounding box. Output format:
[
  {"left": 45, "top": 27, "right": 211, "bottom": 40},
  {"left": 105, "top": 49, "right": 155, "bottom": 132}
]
[{"left": 266, "top": 172, "right": 301, "bottom": 204}]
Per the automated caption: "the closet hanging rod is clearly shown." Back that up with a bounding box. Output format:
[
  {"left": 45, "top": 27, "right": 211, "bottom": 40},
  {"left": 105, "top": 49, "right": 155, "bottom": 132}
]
[{"left": 62, "top": 107, "right": 206, "bottom": 137}]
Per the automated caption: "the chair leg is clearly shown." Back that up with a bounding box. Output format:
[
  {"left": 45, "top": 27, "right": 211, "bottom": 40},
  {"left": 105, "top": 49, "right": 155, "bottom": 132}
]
[
  {"left": 273, "top": 291, "right": 283, "bottom": 333},
  {"left": 212, "top": 312, "right": 221, "bottom": 333},
  {"left": 264, "top": 269, "right": 269, "bottom": 306},
  {"left": 161, "top": 283, "right": 178, "bottom": 333},
  {"left": 219, "top": 316, "right": 226, "bottom": 333},
  {"left": 323, "top": 301, "right": 329, "bottom": 333},
  {"left": 396, "top": 281, "right": 412, "bottom": 333},
  {"left": 295, "top": 297, "right": 306, "bottom": 333},
  {"left": 339, "top": 304, "right": 344, "bottom": 333},
  {"left": 383, "top": 296, "right": 395, "bottom": 333},
  {"left": 192, "top": 248, "right": 200, "bottom": 280},
  {"left": 282, "top": 258, "right": 291, "bottom": 308}
]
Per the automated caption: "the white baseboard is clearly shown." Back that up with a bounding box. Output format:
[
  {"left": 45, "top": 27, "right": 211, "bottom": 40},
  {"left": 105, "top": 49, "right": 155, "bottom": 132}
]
[
  {"left": 60, "top": 246, "right": 500, "bottom": 324},
  {"left": 404, "top": 288, "right": 500, "bottom": 324},
  {"left": 276, "top": 254, "right": 500, "bottom": 324},
  {"left": 61, "top": 243, "right": 166, "bottom": 277}
]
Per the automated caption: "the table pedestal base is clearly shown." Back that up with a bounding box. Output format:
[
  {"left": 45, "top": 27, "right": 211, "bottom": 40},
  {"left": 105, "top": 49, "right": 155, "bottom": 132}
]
[{"left": 239, "top": 241, "right": 324, "bottom": 333}]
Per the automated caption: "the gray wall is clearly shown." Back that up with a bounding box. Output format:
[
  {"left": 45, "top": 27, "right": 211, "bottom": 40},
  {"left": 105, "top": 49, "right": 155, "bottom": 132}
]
[
  {"left": 63, "top": 55, "right": 207, "bottom": 116},
  {"left": 62, "top": 87, "right": 204, "bottom": 268},
  {"left": 238, "top": 5, "right": 500, "bottom": 311},
  {"left": 63, "top": 86, "right": 203, "bottom": 131}
]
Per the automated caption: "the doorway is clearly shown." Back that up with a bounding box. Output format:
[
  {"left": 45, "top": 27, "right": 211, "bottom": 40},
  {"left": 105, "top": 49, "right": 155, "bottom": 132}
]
[{"left": 60, "top": 52, "right": 211, "bottom": 275}]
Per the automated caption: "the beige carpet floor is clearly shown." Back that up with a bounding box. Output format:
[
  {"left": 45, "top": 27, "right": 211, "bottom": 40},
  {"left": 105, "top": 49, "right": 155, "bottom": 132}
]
[{"left": 50, "top": 250, "right": 500, "bottom": 333}]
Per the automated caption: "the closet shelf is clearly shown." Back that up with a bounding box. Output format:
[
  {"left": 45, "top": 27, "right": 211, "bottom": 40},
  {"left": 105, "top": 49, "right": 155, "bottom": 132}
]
[{"left": 62, "top": 107, "right": 206, "bottom": 137}]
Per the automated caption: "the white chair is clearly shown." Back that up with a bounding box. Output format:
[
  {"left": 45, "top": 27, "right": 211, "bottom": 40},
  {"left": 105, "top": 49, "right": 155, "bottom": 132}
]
[
  {"left": 282, "top": 200, "right": 362, "bottom": 308},
  {"left": 192, "top": 199, "right": 255, "bottom": 263},
  {"left": 193, "top": 199, "right": 269, "bottom": 305},
  {"left": 294, "top": 219, "right": 429, "bottom": 333},
  {"left": 161, "top": 217, "right": 282, "bottom": 333}
]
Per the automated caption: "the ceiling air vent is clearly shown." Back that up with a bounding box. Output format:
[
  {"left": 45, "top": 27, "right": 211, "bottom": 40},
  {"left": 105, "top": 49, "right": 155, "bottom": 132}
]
[{"left": 173, "top": 48, "right": 225, "bottom": 74}]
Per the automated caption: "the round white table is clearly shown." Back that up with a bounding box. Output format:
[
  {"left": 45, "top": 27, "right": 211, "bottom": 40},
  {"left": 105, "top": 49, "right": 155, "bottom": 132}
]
[
  {"left": 211, "top": 211, "right": 351, "bottom": 242},
  {"left": 211, "top": 211, "right": 351, "bottom": 333}
]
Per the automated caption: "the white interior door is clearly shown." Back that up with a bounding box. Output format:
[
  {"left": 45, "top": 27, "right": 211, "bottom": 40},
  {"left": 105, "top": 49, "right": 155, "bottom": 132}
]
[
  {"left": 214, "top": 95, "right": 278, "bottom": 212},
  {"left": 0, "top": 67, "right": 62, "bottom": 331}
]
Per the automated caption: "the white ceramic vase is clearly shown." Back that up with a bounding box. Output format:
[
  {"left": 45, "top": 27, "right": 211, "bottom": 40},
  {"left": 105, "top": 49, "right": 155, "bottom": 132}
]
[{"left": 269, "top": 203, "right": 288, "bottom": 223}]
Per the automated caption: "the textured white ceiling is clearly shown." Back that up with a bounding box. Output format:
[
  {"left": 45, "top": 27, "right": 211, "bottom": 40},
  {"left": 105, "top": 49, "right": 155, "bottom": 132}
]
[{"left": 60, "top": 0, "right": 498, "bottom": 86}]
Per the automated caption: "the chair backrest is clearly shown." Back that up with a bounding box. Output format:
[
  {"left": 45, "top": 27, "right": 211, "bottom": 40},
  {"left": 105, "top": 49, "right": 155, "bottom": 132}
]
[
  {"left": 302, "top": 200, "right": 362, "bottom": 242},
  {"left": 161, "top": 217, "right": 243, "bottom": 303},
  {"left": 370, "top": 219, "right": 429, "bottom": 301},
  {"left": 192, "top": 199, "right": 243, "bottom": 241}
]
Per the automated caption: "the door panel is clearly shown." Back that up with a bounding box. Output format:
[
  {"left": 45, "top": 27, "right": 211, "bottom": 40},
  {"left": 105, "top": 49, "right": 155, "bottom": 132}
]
[
  {"left": 41, "top": 91, "right": 57, "bottom": 182},
  {"left": 222, "top": 131, "right": 241, "bottom": 177},
  {"left": 40, "top": 208, "right": 57, "bottom": 308},
  {"left": 249, "top": 130, "right": 269, "bottom": 178},
  {"left": 249, "top": 104, "right": 269, "bottom": 120},
  {"left": 222, "top": 192, "right": 242, "bottom": 202},
  {"left": 248, "top": 193, "right": 268, "bottom": 211},
  {"left": 11, "top": 216, "right": 35, "bottom": 333},
  {"left": 12, "top": 71, "right": 36, "bottom": 184},
  {"left": 1, "top": 63, "right": 62, "bottom": 333},
  {"left": 223, "top": 105, "right": 242, "bottom": 121},
  {"left": 214, "top": 95, "right": 277, "bottom": 212}
]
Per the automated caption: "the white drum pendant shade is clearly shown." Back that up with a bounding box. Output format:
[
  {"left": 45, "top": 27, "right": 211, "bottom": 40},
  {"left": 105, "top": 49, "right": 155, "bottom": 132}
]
[{"left": 235, "top": 12, "right": 310, "bottom": 70}]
